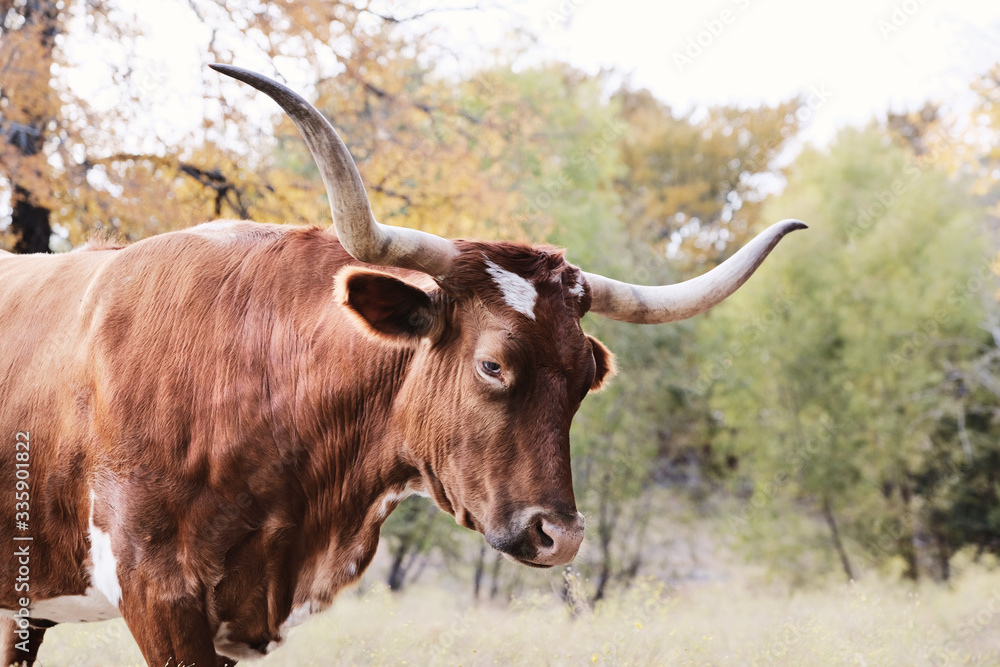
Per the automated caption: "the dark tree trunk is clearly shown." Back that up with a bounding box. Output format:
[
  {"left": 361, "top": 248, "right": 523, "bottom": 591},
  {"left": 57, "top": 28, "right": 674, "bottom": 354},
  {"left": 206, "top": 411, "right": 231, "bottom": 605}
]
[
  {"left": 620, "top": 555, "right": 641, "bottom": 586},
  {"left": 488, "top": 551, "right": 503, "bottom": 600},
  {"left": 898, "top": 484, "right": 920, "bottom": 581},
  {"left": 899, "top": 540, "right": 919, "bottom": 581},
  {"left": 473, "top": 544, "right": 487, "bottom": 601},
  {"left": 590, "top": 474, "right": 616, "bottom": 605},
  {"left": 3, "top": 0, "right": 61, "bottom": 255},
  {"left": 386, "top": 540, "right": 409, "bottom": 592},
  {"left": 822, "top": 497, "right": 855, "bottom": 582},
  {"left": 11, "top": 186, "right": 52, "bottom": 254},
  {"left": 592, "top": 551, "right": 611, "bottom": 604},
  {"left": 936, "top": 536, "right": 951, "bottom": 582}
]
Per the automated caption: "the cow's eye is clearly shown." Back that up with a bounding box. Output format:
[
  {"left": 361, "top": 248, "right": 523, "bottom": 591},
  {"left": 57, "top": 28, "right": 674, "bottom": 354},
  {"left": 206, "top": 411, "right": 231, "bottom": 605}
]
[{"left": 480, "top": 360, "right": 502, "bottom": 376}]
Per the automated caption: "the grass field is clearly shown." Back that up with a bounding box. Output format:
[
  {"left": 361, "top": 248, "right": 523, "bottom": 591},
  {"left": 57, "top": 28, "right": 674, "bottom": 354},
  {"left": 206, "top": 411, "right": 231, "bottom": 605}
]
[{"left": 34, "top": 565, "right": 1000, "bottom": 666}]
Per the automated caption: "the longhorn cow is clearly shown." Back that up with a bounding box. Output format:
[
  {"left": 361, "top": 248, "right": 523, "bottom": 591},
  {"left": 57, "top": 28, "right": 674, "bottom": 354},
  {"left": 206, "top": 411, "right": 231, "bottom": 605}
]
[{"left": 0, "top": 65, "right": 803, "bottom": 665}]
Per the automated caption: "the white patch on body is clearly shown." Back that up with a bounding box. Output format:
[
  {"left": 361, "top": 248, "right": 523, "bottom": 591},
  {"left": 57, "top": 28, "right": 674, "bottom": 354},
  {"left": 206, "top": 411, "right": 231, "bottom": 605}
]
[
  {"left": 0, "top": 492, "right": 123, "bottom": 624},
  {"left": 377, "top": 486, "right": 416, "bottom": 520},
  {"left": 88, "top": 491, "right": 122, "bottom": 609},
  {"left": 1, "top": 588, "right": 120, "bottom": 624},
  {"left": 268, "top": 601, "right": 327, "bottom": 654},
  {"left": 483, "top": 256, "right": 537, "bottom": 320},
  {"left": 283, "top": 601, "right": 323, "bottom": 631}
]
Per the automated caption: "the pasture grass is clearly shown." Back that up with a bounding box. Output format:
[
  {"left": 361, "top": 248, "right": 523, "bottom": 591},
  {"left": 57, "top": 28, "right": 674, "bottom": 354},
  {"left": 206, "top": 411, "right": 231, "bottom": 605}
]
[{"left": 35, "top": 565, "right": 1000, "bottom": 666}]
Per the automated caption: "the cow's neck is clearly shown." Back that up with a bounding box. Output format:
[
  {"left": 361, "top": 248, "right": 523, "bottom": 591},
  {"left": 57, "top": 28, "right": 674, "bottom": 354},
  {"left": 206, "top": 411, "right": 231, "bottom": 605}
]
[
  {"left": 196, "top": 246, "right": 433, "bottom": 640},
  {"left": 282, "top": 331, "right": 423, "bottom": 607}
]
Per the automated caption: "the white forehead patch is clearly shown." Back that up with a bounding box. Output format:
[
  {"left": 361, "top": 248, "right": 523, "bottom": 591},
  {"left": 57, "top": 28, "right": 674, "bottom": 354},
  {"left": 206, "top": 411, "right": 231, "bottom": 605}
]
[{"left": 483, "top": 256, "right": 538, "bottom": 320}]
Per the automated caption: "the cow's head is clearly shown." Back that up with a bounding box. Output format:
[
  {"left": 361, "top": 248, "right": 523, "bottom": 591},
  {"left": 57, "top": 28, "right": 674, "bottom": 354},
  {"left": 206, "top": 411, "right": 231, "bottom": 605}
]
[
  {"left": 336, "top": 244, "right": 614, "bottom": 567},
  {"left": 211, "top": 65, "right": 804, "bottom": 568}
]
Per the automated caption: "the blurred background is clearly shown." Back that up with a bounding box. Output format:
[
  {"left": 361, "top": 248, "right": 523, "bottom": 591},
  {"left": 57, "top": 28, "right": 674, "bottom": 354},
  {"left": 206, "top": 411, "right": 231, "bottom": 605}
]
[{"left": 3, "top": 0, "right": 1000, "bottom": 664}]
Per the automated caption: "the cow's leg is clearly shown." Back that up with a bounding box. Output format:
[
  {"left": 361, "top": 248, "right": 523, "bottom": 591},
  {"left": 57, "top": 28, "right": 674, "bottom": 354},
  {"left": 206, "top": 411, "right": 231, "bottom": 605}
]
[
  {"left": 118, "top": 577, "right": 231, "bottom": 667},
  {"left": 1, "top": 617, "right": 49, "bottom": 667}
]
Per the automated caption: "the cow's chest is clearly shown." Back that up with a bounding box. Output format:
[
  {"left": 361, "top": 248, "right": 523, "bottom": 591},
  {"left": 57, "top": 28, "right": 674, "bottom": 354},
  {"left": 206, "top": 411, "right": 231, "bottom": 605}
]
[
  {"left": 212, "top": 600, "right": 328, "bottom": 660},
  {"left": 210, "top": 526, "right": 377, "bottom": 660}
]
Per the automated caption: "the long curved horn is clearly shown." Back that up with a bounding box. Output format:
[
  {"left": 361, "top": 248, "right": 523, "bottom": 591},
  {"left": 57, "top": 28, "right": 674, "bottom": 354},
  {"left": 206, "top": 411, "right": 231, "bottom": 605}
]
[
  {"left": 584, "top": 220, "right": 806, "bottom": 324},
  {"left": 210, "top": 64, "right": 457, "bottom": 278}
]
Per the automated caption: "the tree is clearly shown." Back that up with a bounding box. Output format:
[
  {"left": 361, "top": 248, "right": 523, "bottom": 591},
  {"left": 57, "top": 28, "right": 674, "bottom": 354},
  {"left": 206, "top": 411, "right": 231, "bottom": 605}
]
[
  {"left": 709, "top": 126, "right": 990, "bottom": 582},
  {"left": 614, "top": 86, "right": 801, "bottom": 273},
  {"left": 1, "top": 0, "right": 68, "bottom": 252},
  {"left": 381, "top": 497, "right": 464, "bottom": 592},
  {"left": 1, "top": 0, "right": 489, "bottom": 252},
  {"left": 565, "top": 87, "right": 805, "bottom": 602}
]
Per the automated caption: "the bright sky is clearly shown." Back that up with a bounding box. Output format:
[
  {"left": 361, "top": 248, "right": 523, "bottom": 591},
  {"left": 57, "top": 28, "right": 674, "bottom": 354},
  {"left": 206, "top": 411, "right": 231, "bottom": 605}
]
[
  {"left": 449, "top": 0, "right": 1000, "bottom": 145},
  {"left": 62, "top": 0, "right": 1000, "bottom": 151}
]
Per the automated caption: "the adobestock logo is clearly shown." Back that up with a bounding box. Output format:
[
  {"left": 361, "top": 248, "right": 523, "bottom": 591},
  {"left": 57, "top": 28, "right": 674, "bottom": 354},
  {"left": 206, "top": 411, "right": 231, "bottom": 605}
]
[{"left": 878, "top": 0, "right": 931, "bottom": 40}]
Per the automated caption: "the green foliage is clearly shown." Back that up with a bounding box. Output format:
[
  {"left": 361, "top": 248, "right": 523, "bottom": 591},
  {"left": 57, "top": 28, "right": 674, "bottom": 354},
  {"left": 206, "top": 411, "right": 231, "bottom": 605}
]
[
  {"left": 913, "top": 348, "right": 1000, "bottom": 564},
  {"left": 709, "top": 125, "right": 993, "bottom": 580}
]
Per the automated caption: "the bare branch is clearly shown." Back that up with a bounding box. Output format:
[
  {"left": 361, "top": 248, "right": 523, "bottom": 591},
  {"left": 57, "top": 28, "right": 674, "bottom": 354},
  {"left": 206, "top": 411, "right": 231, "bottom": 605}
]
[
  {"left": 85, "top": 153, "right": 252, "bottom": 219},
  {"left": 369, "top": 183, "right": 413, "bottom": 208},
  {"left": 361, "top": 3, "right": 487, "bottom": 24}
]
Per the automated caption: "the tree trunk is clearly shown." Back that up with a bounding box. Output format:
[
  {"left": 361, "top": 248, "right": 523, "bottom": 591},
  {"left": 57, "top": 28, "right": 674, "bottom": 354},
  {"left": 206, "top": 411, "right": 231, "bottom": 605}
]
[
  {"left": 473, "top": 544, "right": 487, "bottom": 601},
  {"left": 590, "top": 473, "right": 616, "bottom": 605},
  {"left": 488, "top": 551, "right": 503, "bottom": 600},
  {"left": 822, "top": 497, "right": 855, "bottom": 581},
  {"left": 592, "top": 550, "right": 611, "bottom": 604},
  {"left": 899, "top": 538, "right": 919, "bottom": 581},
  {"left": 936, "top": 535, "right": 951, "bottom": 582},
  {"left": 899, "top": 484, "right": 920, "bottom": 581},
  {"left": 4, "top": 0, "right": 61, "bottom": 255},
  {"left": 386, "top": 539, "right": 410, "bottom": 591},
  {"left": 11, "top": 186, "right": 52, "bottom": 254},
  {"left": 407, "top": 550, "right": 431, "bottom": 587}
]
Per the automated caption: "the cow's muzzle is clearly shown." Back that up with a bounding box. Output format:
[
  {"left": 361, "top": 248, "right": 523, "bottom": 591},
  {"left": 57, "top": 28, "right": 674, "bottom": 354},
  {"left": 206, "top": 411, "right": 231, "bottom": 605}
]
[{"left": 489, "top": 509, "right": 585, "bottom": 568}]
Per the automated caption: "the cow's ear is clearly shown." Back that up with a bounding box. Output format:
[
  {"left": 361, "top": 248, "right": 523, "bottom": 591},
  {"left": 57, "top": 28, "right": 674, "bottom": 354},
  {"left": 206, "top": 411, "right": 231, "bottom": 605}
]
[
  {"left": 337, "top": 267, "right": 443, "bottom": 343},
  {"left": 587, "top": 335, "right": 617, "bottom": 391}
]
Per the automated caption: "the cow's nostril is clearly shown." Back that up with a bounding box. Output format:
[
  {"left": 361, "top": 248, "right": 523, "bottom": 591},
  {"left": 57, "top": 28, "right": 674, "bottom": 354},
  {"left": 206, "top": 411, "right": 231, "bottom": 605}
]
[{"left": 535, "top": 521, "right": 554, "bottom": 549}]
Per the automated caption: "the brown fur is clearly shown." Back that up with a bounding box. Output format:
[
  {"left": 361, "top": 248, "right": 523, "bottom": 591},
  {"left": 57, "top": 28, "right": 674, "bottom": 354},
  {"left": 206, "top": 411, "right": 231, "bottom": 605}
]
[{"left": 0, "top": 222, "right": 614, "bottom": 664}]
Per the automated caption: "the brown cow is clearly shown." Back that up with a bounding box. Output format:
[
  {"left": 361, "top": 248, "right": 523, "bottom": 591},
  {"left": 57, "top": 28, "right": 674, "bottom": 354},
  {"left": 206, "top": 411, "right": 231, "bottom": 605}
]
[{"left": 0, "top": 65, "right": 803, "bottom": 666}]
